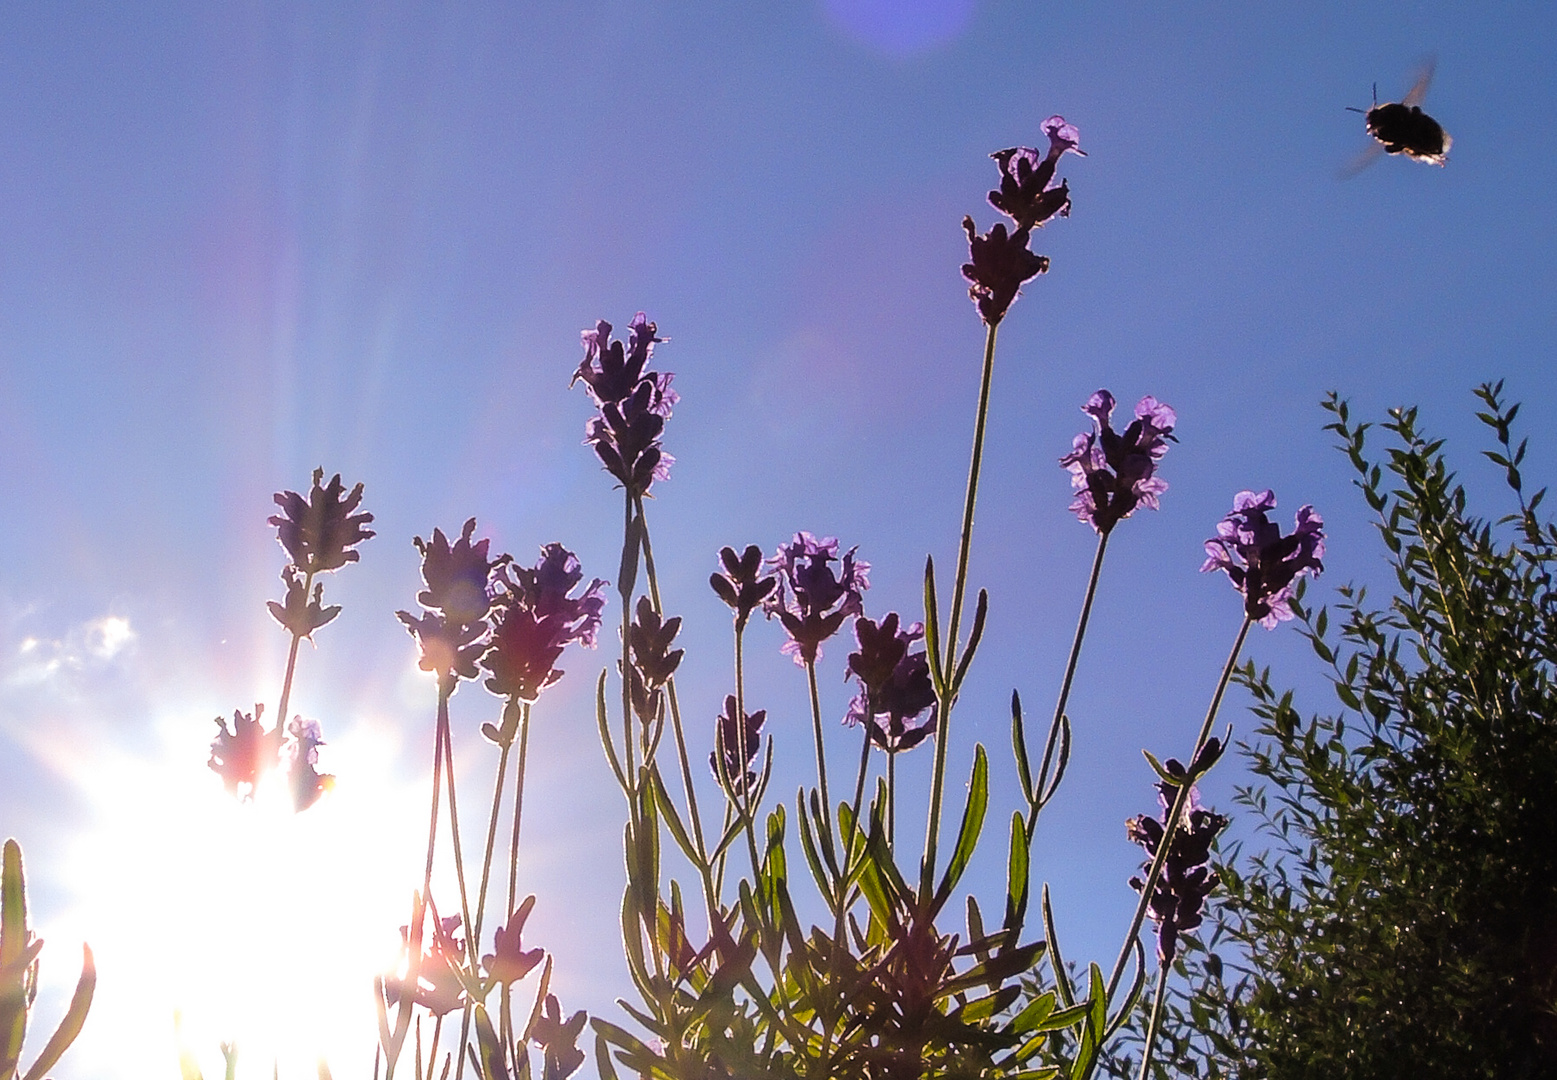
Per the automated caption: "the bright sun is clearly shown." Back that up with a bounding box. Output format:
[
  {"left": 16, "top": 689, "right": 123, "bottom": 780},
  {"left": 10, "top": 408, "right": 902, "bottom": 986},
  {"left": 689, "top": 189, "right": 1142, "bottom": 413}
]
[{"left": 39, "top": 705, "right": 432, "bottom": 1079}]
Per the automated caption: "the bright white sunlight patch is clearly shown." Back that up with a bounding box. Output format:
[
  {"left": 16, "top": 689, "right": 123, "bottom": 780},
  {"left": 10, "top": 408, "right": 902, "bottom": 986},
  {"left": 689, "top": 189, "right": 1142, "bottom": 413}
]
[{"left": 38, "top": 710, "right": 427, "bottom": 1079}]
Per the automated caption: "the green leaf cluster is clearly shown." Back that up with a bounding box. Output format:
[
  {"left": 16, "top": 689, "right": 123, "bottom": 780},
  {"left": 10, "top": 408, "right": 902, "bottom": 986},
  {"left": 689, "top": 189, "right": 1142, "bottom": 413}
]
[{"left": 1109, "top": 385, "right": 1557, "bottom": 1079}]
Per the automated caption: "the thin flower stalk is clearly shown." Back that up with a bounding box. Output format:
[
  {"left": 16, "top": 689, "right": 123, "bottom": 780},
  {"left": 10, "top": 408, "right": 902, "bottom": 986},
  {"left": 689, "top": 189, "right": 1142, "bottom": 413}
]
[
  {"left": 1136, "top": 962, "right": 1173, "bottom": 1080},
  {"left": 636, "top": 496, "right": 717, "bottom": 904},
  {"left": 923, "top": 318, "right": 998, "bottom": 893},
  {"left": 1030, "top": 530, "right": 1109, "bottom": 837},
  {"left": 1104, "top": 615, "right": 1250, "bottom": 1005}
]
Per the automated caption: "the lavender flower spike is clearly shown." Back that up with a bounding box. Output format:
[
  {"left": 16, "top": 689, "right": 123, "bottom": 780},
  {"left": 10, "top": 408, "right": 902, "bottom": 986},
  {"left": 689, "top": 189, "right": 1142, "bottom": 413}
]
[
  {"left": 1201, "top": 489, "right": 1325, "bottom": 627},
  {"left": 988, "top": 116, "right": 1087, "bottom": 232},
  {"left": 573, "top": 313, "right": 678, "bottom": 496},
  {"left": 1127, "top": 764, "right": 1229, "bottom": 963},
  {"left": 1059, "top": 390, "right": 1177, "bottom": 535},
  {"left": 763, "top": 532, "right": 870, "bottom": 665}
]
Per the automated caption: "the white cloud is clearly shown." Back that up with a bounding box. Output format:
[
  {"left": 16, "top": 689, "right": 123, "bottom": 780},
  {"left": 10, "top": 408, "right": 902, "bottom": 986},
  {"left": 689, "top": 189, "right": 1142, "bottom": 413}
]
[{"left": 3, "top": 613, "right": 137, "bottom": 689}]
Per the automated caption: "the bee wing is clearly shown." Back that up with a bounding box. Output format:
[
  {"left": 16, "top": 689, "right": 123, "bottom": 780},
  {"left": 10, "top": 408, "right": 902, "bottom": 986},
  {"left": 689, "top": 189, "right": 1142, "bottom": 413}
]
[
  {"left": 1402, "top": 57, "right": 1436, "bottom": 108},
  {"left": 1338, "top": 141, "right": 1385, "bottom": 180}
]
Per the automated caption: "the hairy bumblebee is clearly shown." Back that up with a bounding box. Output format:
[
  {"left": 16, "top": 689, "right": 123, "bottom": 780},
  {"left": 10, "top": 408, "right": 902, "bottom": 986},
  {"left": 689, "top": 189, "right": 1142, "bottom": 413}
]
[{"left": 1343, "top": 61, "right": 1451, "bottom": 175}]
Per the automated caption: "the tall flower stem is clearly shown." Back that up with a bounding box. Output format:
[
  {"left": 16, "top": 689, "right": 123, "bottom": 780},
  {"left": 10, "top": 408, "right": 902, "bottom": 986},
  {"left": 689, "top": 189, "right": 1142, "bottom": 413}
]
[
  {"left": 805, "top": 659, "right": 832, "bottom": 832},
  {"left": 505, "top": 703, "right": 533, "bottom": 915},
  {"left": 635, "top": 499, "right": 711, "bottom": 861},
  {"left": 944, "top": 322, "right": 1000, "bottom": 669},
  {"left": 274, "top": 567, "right": 316, "bottom": 737},
  {"left": 888, "top": 752, "right": 898, "bottom": 849},
  {"left": 1029, "top": 531, "right": 1110, "bottom": 836},
  {"left": 620, "top": 491, "right": 637, "bottom": 785},
  {"left": 1136, "top": 963, "right": 1172, "bottom": 1080},
  {"left": 472, "top": 717, "right": 514, "bottom": 952},
  {"left": 440, "top": 712, "right": 475, "bottom": 969},
  {"left": 924, "top": 319, "right": 999, "bottom": 893},
  {"left": 422, "top": 681, "right": 452, "bottom": 899},
  {"left": 1104, "top": 615, "right": 1251, "bottom": 1004}
]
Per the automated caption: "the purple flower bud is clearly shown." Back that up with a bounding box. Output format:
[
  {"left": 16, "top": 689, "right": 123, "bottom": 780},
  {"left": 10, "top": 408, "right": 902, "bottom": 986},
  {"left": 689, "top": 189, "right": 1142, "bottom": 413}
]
[
  {"left": 961, "top": 218, "right": 1049, "bottom": 327},
  {"left": 1059, "top": 390, "right": 1177, "bottom": 534},
  {"left": 531, "top": 994, "right": 587, "bottom": 1080},
  {"left": 844, "top": 613, "right": 937, "bottom": 753},
  {"left": 987, "top": 116, "right": 1085, "bottom": 232},
  {"left": 763, "top": 532, "right": 870, "bottom": 665},
  {"left": 481, "top": 544, "right": 606, "bottom": 702},
  {"left": 1201, "top": 490, "right": 1326, "bottom": 627},
  {"left": 397, "top": 519, "right": 504, "bottom": 685},
  {"left": 710, "top": 544, "right": 778, "bottom": 632},
  {"left": 284, "top": 717, "right": 334, "bottom": 812},
  {"left": 268, "top": 468, "right": 375, "bottom": 575},
  {"left": 574, "top": 314, "right": 678, "bottom": 496},
  {"left": 710, "top": 694, "right": 766, "bottom": 795},
  {"left": 1127, "top": 771, "right": 1229, "bottom": 964},
  {"left": 208, "top": 705, "right": 278, "bottom": 799},
  {"left": 482, "top": 896, "right": 545, "bottom": 986}
]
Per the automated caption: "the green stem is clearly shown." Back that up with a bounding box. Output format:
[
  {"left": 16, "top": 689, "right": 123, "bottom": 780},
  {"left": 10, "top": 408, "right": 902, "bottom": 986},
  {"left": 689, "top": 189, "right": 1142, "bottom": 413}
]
[
  {"left": 943, "top": 320, "right": 999, "bottom": 675},
  {"left": 440, "top": 712, "right": 475, "bottom": 975},
  {"left": 472, "top": 717, "right": 514, "bottom": 951},
  {"left": 506, "top": 703, "right": 532, "bottom": 916},
  {"left": 1137, "top": 963, "right": 1172, "bottom": 1080},
  {"left": 621, "top": 493, "right": 636, "bottom": 786},
  {"left": 273, "top": 567, "right": 316, "bottom": 745},
  {"left": 1028, "top": 530, "right": 1110, "bottom": 837},
  {"left": 635, "top": 497, "right": 717, "bottom": 911},
  {"left": 805, "top": 659, "right": 832, "bottom": 832},
  {"left": 888, "top": 751, "right": 897, "bottom": 850},
  {"left": 924, "top": 319, "right": 999, "bottom": 893},
  {"left": 422, "top": 681, "right": 452, "bottom": 899},
  {"left": 1105, "top": 616, "right": 1250, "bottom": 1005}
]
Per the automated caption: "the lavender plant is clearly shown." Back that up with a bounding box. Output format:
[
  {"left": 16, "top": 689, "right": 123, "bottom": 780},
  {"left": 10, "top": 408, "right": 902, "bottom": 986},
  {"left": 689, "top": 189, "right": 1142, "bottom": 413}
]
[
  {"left": 165, "top": 117, "right": 1334, "bottom": 1080},
  {"left": 553, "top": 119, "right": 1324, "bottom": 1080}
]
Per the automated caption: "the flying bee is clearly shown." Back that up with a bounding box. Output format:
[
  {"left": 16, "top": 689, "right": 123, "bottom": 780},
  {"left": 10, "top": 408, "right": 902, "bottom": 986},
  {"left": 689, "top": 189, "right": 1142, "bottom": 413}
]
[{"left": 1342, "top": 61, "right": 1451, "bottom": 176}]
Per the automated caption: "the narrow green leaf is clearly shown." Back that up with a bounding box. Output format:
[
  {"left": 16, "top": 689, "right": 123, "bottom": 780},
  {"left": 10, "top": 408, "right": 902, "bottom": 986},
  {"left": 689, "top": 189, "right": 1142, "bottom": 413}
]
[
  {"left": 593, "top": 1031, "right": 620, "bottom": 1080},
  {"left": 923, "top": 556, "right": 947, "bottom": 695},
  {"left": 1004, "top": 811, "right": 1030, "bottom": 933},
  {"left": 1042, "top": 884, "right": 1074, "bottom": 1009},
  {"left": 649, "top": 771, "right": 700, "bottom": 869},
  {"left": 19, "top": 943, "right": 94, "bottom": 1080},
  {"left": 950, "top": 588, "right": 989, "bottom": 695},
  {"left": 595, "top": 672, "right": 626, "bottom": 790},
  {"left": 1038, "top": 715, "right": 1071, "bottom": 809},
  {"left": 470, "top": 1004, "right": 510, "bottom": 1080},
  {"left": 1103, "top": 937, "right": 1146, "bottom": 1040},
  {"left": 794, "top": 795, "right": 834, "bottom": 902},
  {"left": 1011, "top": 691, "right": 1033, "bottom": 802},
  {"left": 934, "top": 745, "right": 989, "bottom": 911}
]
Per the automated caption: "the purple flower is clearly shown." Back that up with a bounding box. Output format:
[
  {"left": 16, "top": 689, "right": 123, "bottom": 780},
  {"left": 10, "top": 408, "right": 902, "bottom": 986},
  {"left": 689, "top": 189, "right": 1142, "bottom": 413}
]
[
  {"left": 481, "top": 543, "right": 606, "bottom": 702},
  {"left": 845, "top": 613, "right": 938, "bottom": 753},
  {"left": 531, "top": 993, "right": 587, "bottom": 1080},
  {"left": 284, "top": 717, "right": 335, "bottom": 812},
  {"left": 384, "top": 905, "right": 466, "bottom": 1018},
  {"left": 1127, "top": 744, "right": 1230, "bottom": 963},
  {"left": 396, "top": 519, "right": 502, "bottom": 684},
  {"left": 482, "top": 896, "right": 545, "bottom": 986},
  {"left": 269, "top": 469, "right": 375, "bottom": 575},
  {"left": 987, "top": 116, "right": 1086, "bottom": 232},
  {"left": 208, "top": 705, "right": 278, "bottom": 799},
  {"left": 573, "top": 314, "right": 678, "bottom": 496},
  {"left": 1059, "top": 390, "right": 1177, "bottom": 535},
  {"left": 1201, "top": 490, "right": 1326, "bottom": 627},
  {"left": 763, "top": 532, "right": 870, "bottom": 665},
  {"left": 710, "top": 694, "right": 766, "bottom": 795},
  {"left": 709, "top": 544, "right": 778, "bottom": 632},
  {"left": 961, "top": 218, "right": 1049, "bottom": 327}
]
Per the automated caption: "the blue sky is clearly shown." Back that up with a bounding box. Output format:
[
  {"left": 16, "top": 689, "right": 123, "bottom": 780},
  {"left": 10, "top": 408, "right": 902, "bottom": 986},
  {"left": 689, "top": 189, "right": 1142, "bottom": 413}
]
[{"left": 2, "top": 2, "right": 1555, "bottom": 1076}]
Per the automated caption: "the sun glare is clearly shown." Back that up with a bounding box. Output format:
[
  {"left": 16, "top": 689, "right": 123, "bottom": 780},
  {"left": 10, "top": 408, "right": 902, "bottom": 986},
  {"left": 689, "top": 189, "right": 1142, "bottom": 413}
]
[{"left": 39, "top": 708, "right": 431, "bottom": 1079}]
